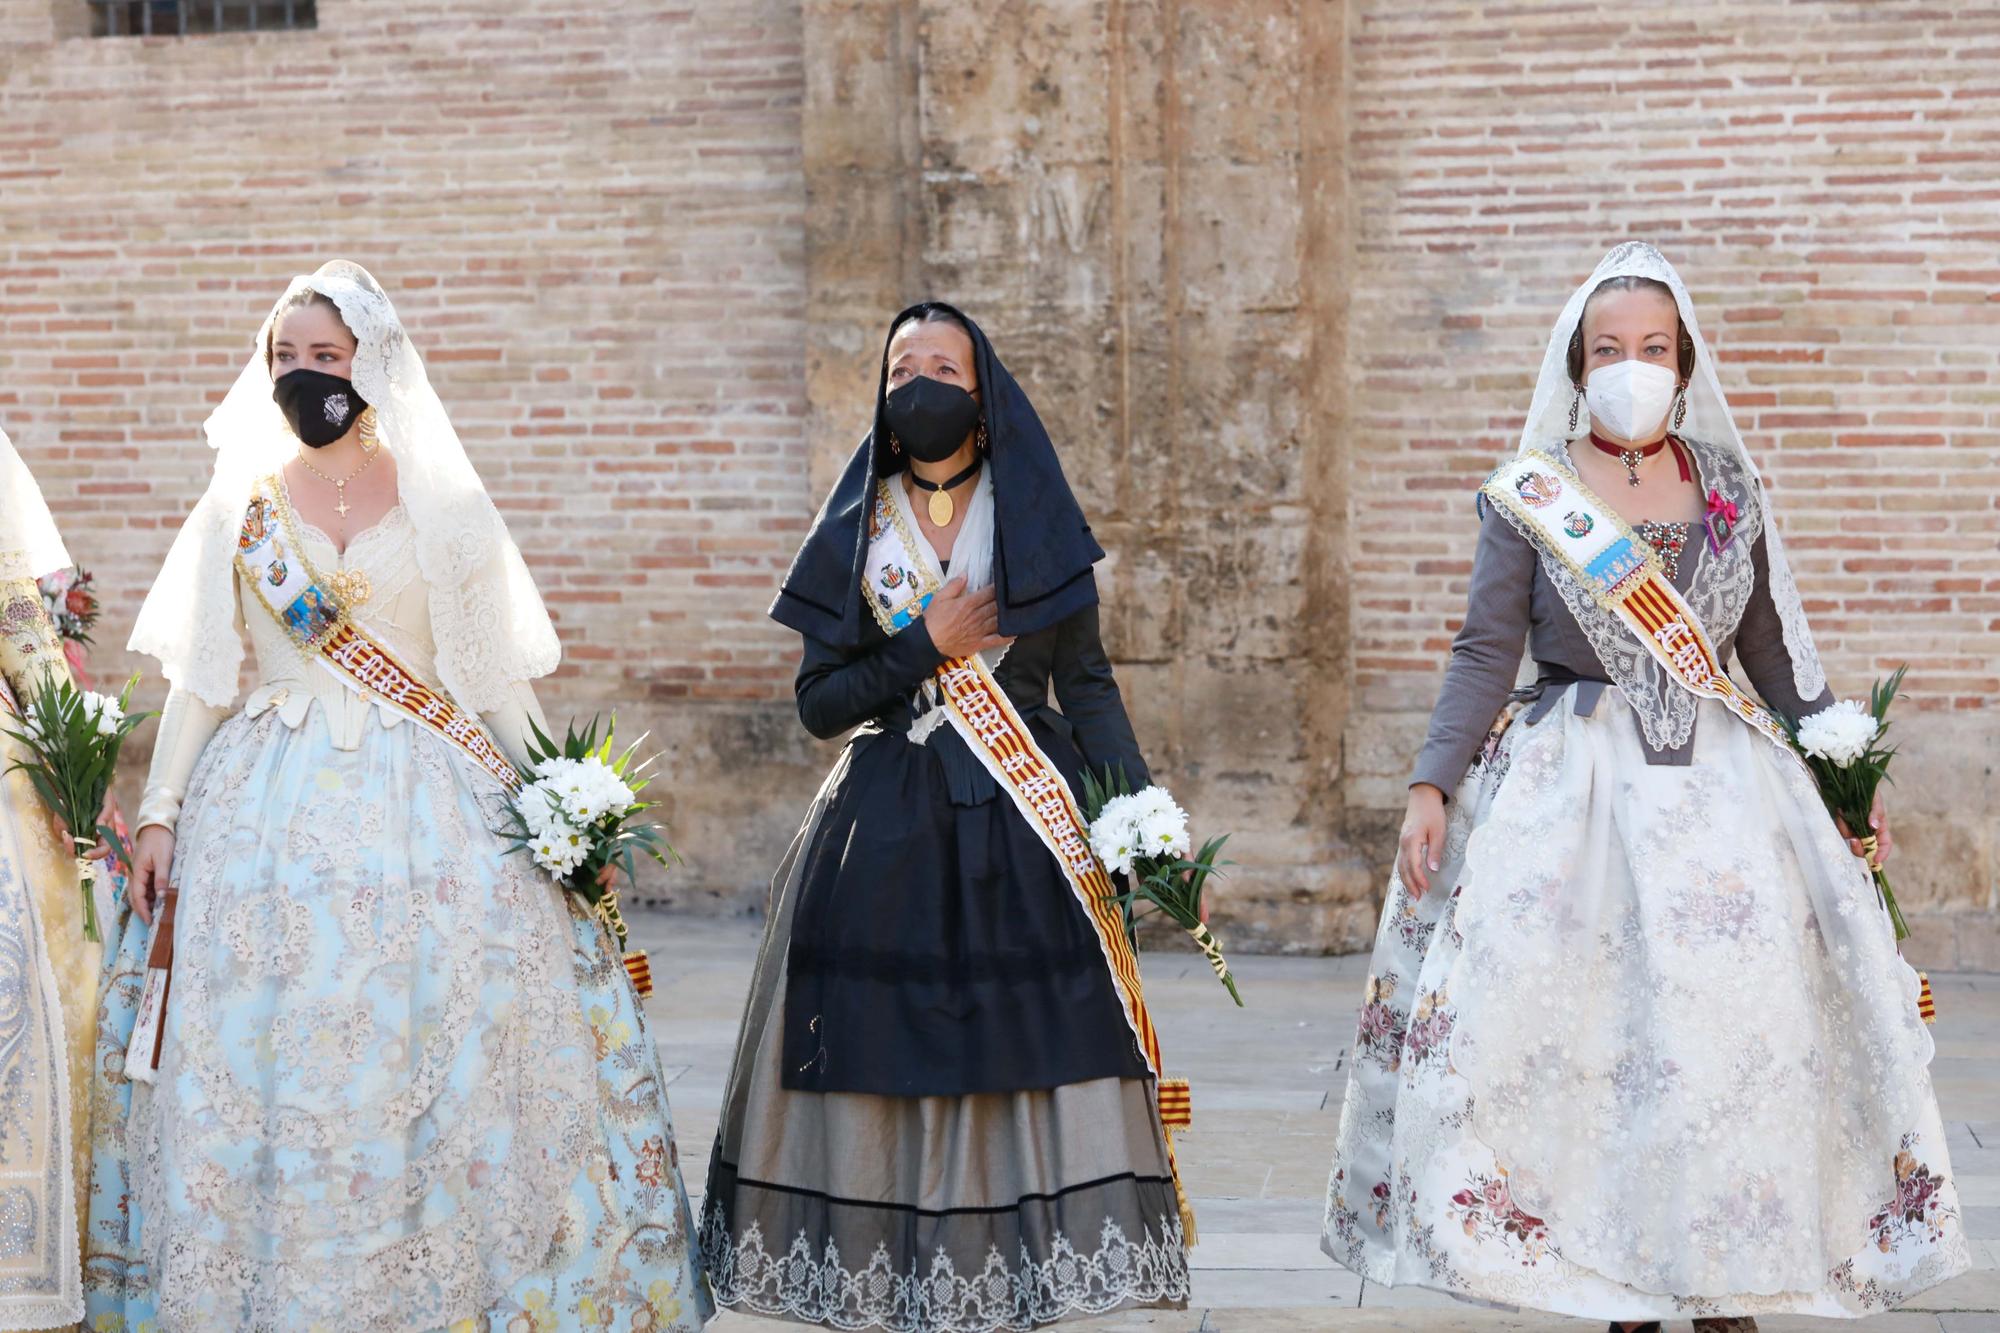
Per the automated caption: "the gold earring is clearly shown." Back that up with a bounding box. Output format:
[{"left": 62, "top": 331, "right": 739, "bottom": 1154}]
[{"left": 358, "top": 406, "right": 381, "bottom": 454}]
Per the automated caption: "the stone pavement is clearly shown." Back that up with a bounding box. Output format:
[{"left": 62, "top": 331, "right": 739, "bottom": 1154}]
[{"left": 629, "top": 912, "right": 2000, "bottom": 1333}]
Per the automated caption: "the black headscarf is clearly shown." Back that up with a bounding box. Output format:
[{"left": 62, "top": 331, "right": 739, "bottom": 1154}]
[{"left": 770, "top": 301, "right": 1105, "bottom": 648}]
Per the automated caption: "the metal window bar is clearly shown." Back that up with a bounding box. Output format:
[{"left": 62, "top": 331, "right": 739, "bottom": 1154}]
[{"left": 89, "top": 1, "right": 316, "bottom": 37}]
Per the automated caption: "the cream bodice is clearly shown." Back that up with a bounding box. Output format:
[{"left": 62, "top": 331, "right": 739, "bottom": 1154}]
[
  {"left": 240, "top": 503, "right": 434, "bottom": 738},
  {"left": 138, "top": 493, "right": 547, "bottom": 835}
]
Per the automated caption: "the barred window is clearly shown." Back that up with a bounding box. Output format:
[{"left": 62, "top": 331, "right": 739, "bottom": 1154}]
[{"left": 89, "top": 1, "right": 317, "bottom": 37}]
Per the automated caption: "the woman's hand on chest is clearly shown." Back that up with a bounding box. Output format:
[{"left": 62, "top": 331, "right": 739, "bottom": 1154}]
[{"left": 923, "top": 575, "right": 1012, "bottom": 661}]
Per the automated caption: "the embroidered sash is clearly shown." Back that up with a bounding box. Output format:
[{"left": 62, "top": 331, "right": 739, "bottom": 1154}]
[
  {"left": 129, "top": 479, "right": 662, "bottom": 1082},
  {"left": 862, "top": 477, "right": 945, "bottom": 631},
  {"left": 235, "top": 478, "right": 521, "bottom": 792},
  {"left": 1480, "top": 452, "right": 1792, "bottom": 753},
  {"left": 864, "top": 478, "right": 1198, "bottom": 1241}
]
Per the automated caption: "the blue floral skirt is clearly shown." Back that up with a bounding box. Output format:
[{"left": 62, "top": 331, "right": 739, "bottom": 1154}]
[{"left": 82, "top": 706, "right": 713, "bottom": 1332}]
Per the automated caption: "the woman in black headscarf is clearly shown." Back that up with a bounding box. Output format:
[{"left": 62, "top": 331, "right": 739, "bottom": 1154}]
[{"left": 698, "top": 304, "right": 1193, "bottom": 1332}]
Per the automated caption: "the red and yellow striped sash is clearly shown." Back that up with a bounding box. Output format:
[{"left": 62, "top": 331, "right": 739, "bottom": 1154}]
[
  {"left": 237, "top": 478, "right": 521, "bottom": 794},
  {"left": 319, "top": 622, "right": 521, "bottom": 793},
  {"left": 1481, "top": 452, "right": 1791, "bottom": 755},
  {"left": 934, "top": 653, "right": 1197, "bottom": 1241}
]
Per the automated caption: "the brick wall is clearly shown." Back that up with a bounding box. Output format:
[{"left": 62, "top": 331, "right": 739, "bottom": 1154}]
[
  {"left": 4, "top": 0, "right": 1994, "bottom": 959},
  {"left": 1340, "top": 1, "right": 2000, "bottom": 963},
  {"left": 0, "top": 0, "right": 818, "bottom": 900}
]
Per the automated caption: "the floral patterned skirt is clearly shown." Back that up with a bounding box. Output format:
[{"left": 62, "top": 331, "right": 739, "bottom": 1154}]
[
  {"left": 82, "top": 706, "right": 714, "bottom": 1332},
  {"left": 1322, "top": 688, "right": 1971, "bottom": 1320}
]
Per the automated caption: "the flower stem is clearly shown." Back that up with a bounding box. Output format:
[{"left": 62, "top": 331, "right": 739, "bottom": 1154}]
[
  {"left": 1877, "top": 869, "right": 1910, "bottom": 943},
  {"left": 1188, "top": 922, "right": 1246, "bottom": 1007},
  {"left": 71, "top": 848, "right": 100, "bottom": 945}
]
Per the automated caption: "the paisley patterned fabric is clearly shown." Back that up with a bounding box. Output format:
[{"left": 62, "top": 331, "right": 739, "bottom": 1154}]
[{"left": 0, "top": 578, "right": 94, "bottom": 1330}]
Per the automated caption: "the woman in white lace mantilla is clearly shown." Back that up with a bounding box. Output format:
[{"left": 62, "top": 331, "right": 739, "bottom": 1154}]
[
  {"left": 0, "top": 428, "right": 101, "bottom": 1331},
  {"left": 83, "top": 262, "right": 714, "bottom": 1333},
  {"left": 1320, "top": 243, "right": 1969, "bottom": 1329}
]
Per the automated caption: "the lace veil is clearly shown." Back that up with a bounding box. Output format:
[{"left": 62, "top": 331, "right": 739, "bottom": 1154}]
[
  {"left": 1503, "top": 242, "right": 1826, "bottom": 750},
  {"left": 0, "top": 427, "right": 72, "bottom": 582},
  {"left": 129, "top": 261, "right": 560, "bottom": 712}
]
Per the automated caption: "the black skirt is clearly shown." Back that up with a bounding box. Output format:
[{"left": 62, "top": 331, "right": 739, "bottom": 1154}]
[{"left": 781, "top": 714, "right": 1150, "bottom": 1097}]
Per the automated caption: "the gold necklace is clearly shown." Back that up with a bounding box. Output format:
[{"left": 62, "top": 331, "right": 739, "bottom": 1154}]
[{"left": 295, "top": 445, "right": 378, "bottom": 520}]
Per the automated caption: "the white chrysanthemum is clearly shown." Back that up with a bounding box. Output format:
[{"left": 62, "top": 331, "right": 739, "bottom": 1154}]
[
  {"left": 1128, "top": 786, "right": 1191, "bottom": 860},
  {"left": 517, "top": 780, "right": 569, "bottom": 838},
  {"left": 88, "top": 693, "right": 124, "bottom": 737},
  {"left": 1797, "top": 699, "right": 1879, "bottom": 767},
  {"left": 1088, "top": 792, "right": 1145, "bottom": 876},
  {"left": 542, "top": 757, "right": 601, "bottom": 818},
  {"left": 528, "top": 833, "right": 568, "bottom": 877},
  {"left": 552, "top": 756, "right": 633, "bottom": 825},
  {"left": 529, "top": 820, "right": 590, "bottom": 879},
  {"left": 587, "top": 762, "right": 635, "bottom": 816}
]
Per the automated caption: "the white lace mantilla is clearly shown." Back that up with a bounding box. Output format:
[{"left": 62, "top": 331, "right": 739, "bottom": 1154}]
[
  {"left": 130, "top": 261, "right": 559, "bottom": 714},
  {"left": 1510, "top": 242, "right": 1824, "bottom": 707},
  {"left": 701, "top": 1209, "right": 1189, "bottom": 1333},
  {"left": 0, "top": 429, "right": 69, "bottom": 583}
]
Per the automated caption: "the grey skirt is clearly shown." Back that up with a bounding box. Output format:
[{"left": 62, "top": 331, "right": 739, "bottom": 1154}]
[{"left": 697, "top": 752, "right": 1191, "bottom": 1333}]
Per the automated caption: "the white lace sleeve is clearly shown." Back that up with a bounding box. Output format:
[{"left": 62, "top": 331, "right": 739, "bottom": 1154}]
[
  {"left": 135, "top": 686, "right": 230, "bottom": 836},
  {"left": 481, "top": 679, "right": 550, "bottom": 771}
]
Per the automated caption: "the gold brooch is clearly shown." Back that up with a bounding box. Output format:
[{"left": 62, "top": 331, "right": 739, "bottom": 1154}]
[{"left": 327, "top": 568, "right": 372, "bottom": 609}]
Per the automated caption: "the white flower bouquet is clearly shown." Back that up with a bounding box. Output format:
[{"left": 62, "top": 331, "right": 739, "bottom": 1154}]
[
  {"left": 1081, "top": 766, "right": 1241, "bottom": 1006},
  {"left": 2, "top": 672, "right": 153, "bottom": 942},
  {"left": 498, "top": 716, "right": 676, "bottom": 959},
  {"left": 1780, "top": 666, "right": 1908, "bottom": 940}
]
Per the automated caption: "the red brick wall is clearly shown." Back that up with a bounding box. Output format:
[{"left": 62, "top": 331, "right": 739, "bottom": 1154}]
[
  {"left": 1340, "top": 1, "right": 2000, "bottom": 951},
  {"left": 4, "top": 0, "right": 1994, "bottom": 949},
  {"left": 0, "top": 0, "right": 816, "bottom": 899}
]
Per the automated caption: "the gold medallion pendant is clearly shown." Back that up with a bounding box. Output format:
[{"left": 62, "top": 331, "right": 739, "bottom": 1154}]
[{"left": 914, "top": 457, "right": 982, "bottom": 530}]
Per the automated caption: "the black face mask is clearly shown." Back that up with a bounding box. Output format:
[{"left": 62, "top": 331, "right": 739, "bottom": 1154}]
[
  {"left": 273, "top": 368, "right": 367, "bottom": 448},
  {"left": 883, "top": 375, "right": 980, "bottom": 464}
]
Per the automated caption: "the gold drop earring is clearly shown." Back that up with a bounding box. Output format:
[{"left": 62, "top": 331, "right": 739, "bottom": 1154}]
[{"left": 358, "top": 406, "right": 381, "bottom": 455}]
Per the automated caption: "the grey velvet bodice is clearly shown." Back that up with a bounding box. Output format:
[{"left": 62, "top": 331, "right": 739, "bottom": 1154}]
[{"left": 1410, "top": 438, "right": 1834, "bottom": 795}]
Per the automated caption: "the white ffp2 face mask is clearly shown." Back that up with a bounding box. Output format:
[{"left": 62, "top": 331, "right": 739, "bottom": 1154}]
[{"left": 1584, "top": 359, "right": 1678, "bottom": 442}]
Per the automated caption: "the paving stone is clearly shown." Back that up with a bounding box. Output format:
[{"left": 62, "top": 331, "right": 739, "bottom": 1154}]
[
  {"left": 1938, "top": 1314, "right": 2000, "bottom": 1332},
  {"left": 1191, "top": 1267, "right": 1363, "bottom": 1308},
  {"left": 634, "top": 911, "right": 2000, "bottom": 1331}
]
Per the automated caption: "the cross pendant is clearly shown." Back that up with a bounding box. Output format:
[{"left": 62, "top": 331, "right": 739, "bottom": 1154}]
[{"left": 335, "top": 488, "right": 351, "bottom": 518}]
